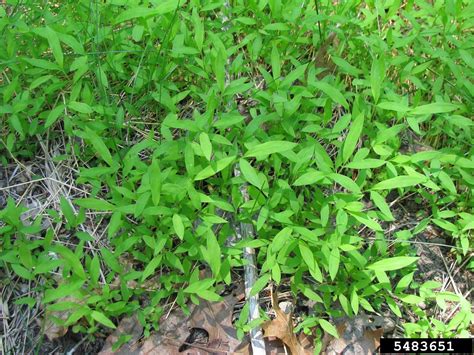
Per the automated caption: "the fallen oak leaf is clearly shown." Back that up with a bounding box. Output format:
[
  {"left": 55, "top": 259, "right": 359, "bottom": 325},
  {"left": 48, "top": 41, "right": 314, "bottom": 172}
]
[
  {"left": 41, "top": 295, "right": 85, "bottom": 341},
  {"left": 99, "top": 281, "right": 250, "bottom": 354},
  {"left": 99, "top": 315, "right": 143, "bottom": 355},
  {"left": 262, "top": 288, "right": 313, "bottom": 355},
  {"left": 323, "top": 316, "right": 384, "bottom": 355},
  {"left": 186, "top": 282, "right": 247, "bottom": 353}
]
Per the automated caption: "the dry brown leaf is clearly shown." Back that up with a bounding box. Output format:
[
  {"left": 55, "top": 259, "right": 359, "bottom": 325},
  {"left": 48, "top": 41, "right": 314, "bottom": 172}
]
[
  {"left": 42, "top": 295, "right": 83, "bottom": 341},
  {"left": 186, "top": 283, "right": 245, "bottom": 352},
  {"left": 322, "top": 316, "right": 385, "bottom": 355},
  {"left": 262, "top": 288, "right": 313, "bottom": 355},
  {"left": 100, "top": 282, "right": 250, "bottom": 354},
  {"left": 99, "top": 315, "right": 143, "bottom": 355}
]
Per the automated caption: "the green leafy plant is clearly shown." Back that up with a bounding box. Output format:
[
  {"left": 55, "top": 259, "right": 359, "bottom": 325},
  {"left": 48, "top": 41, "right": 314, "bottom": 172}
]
[{"left": 0, "top": 0, "right": 472, "bottom": 351}]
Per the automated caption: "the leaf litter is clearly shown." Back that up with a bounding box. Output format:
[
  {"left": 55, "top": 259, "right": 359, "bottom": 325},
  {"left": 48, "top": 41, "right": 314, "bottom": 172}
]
[
  {"left": 99, "top": 283, "right": 249, "bottom": 354},
  {"left": 99, "top": 279, "right": 391, "bottom": 355}
]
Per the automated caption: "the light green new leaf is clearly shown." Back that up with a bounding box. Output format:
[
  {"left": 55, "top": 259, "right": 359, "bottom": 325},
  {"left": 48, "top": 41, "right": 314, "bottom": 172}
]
[
  {"left": 410, "top": 102, "right": 458, "bottom": 115},
  {"left": 134, "top": 192, "right": 150, "bottom": 218},
  {"left": 194, "top": 156, "right": 235, "bottom": 180},
  {"left": 438, "top": 171, "right": 457, "bottom": 195},
  {"left": 332, "top": 56, "right": 362, "bottom": 76},
  {"left": 371, "top": 176, "right": 426, "bottom": 190},
  {"left": 173, "top": 214, "right": 184, "bottom": 239},
  {"left": 192, "top": 9, "right": 204, "bottom": 51},
  {"left": 184, "top": 278, "right": 215, "bottom": 293},
  {"left": 370, "top": 191, "right": 394, "bottom": 220},
  {"left": 293, "top": 170, "right": 326, "bottom": 186},
  {"left": 342, "top": 113, "right": 364, "bottom": 164},
  {"left": 199, "top": 132, "right": 212, "bottom": 161},
  {"left": 281, "top": 63, "right": 308, "bottom": 86},
  {"left": 60, "top": 197, "right": 76, "bottom": 226},
  {"left": 91, "top": 311, "right": 116, "bottom": 329},
  {"left": 245, "top": 141, "right": 297, "bottom": 157},
  {"left": 299, "top": 242, "right": 322, "bottom": 282},
  {"left": 271, "top": 44, "right": 281, "bottom": 79},
  {"left": 272, "top": 227, "right": 293, "bottom": 252},
  {"left": 329, "top": 173, "right": 361, "bottom": 194},
  {"left": 319, "top": 319, "right": 339, "bottom": 338},
  {"left": 329, "top": 248, "right": 340, "bottom": 280},
  {"left": 84, "top": 127, "right": 114, "bottom": 166},
  {"left": 114, "top": 1, "right": 177, "bottom": 24},
  {"left": 100, "top": 248, "right": 122, "bottom": 274},
  {"left": 351, "top": 289, "right": 359, "bottom": 315},
  {"left": 250, "top": 273, "right": 270, "bottom": 296},
  {"left": 52, "top": 245, "right": 86, "bottom": 279},
  {"left": 239, "top": 158, "right": 262, "bottom": 188},
  {"left": 45, "top": 105, "right": 64, "bottom": 128},
  {"left": 141, "top": 255, "right": 162, "bottom": 281},
  {"left": 377, "top": 101, "right": 409, "bottom": 112},
  {"left": 371, "top": 57, "right": 385, "bottom": 103},
  {"left": 75, "top": 198, "right": 114, "bottom": 211},
  {"left": 42, "top": 280, "right": 85, "bottom": 304},
  {"left": 149, "top": 160, "right": 162, "bottom": 206},
  {"left": 34, "top": 27, "right": 63, "bottom": 67},
  {"left": 345, "top": 159, "right": 385, "bottom": 169},
  {"left": 207, "top": 231, "right": 221, "bottom": 276},
  {"left": 196, "top": 290, "right": 222, "bottom": 301},
  {"left": 350, "top": 212, "right": 383, "bottom": 232},
  {"left": 367, "top": 257, "right": 418, "bottom": 272},
  {"left": 299, "top": 242, "right": 315, "bottom": 270},
  {"left": 313, "top": 82, "right": 349, "bottom": 109},
  {"left": 12, "top": 264, "right": 33, "bottom": 280},
  {"left": 90, "top": 256, "right": 100, "bottom": 285},
  {"left": 69, "top": 101, "right": 93, "bottom": 114}
]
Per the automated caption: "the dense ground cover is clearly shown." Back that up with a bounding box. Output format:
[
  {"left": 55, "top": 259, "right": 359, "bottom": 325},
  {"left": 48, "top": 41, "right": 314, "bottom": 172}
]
[{"left": 0, "top": 0, "right": 472, "bottom": 353}]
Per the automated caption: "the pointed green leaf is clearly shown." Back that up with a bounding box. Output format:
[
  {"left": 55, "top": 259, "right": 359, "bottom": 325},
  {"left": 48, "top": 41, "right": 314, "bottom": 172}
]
[
  {"left": 342, "top": 113, "right": 364, "bottom": 164},
  {"left": 250, "top": 273, "right": 270, "bottom": 296},
  {"left": 313, "top": 81, "right": 349, "bottom": 109},
  {"left": 370, "top": 191, "right": 394, "bottom": 221},
  {"left": 367, "top": 257, "right": 418, "bottom": 272},
  {"left": 149, "top": 160, "right": 162, "bottom": 205},
  {"left": 34, "top": 27, "right": 63, "bottom": 67},
  {"left": 371, "top": 57, "right": 385, "bottom": 103},
  {"left": 207, "top": 231, "right": 221, "bottom": 276},
  {"left": 319, "top": 319, "right": 339, "bottom": 338},
  {"left": 114, "top": 1, "right": 178, "bottom": 24},
  {"left": 294, "top": 170, "right": 326, "bottom": 186},
  {"left": 245, "top": 141, "right": 297, "bottom": 157},
  {"left": 377, "top": 101, "right": 409, "bottom": 112},
  {"left": 100, "top": 248, "right": 122, "bottom": 274},
  {"left": 69, "top": 101, "right": 93, "bottom": 114},
  {"left": 141, "top": 255, "right": 162, "bottom": 281},
  {"left": 75, "top": 198, "right": 114, "bottom": 211},
  {"left": 199, "top": 132, "right": 212, "bottom": 161},
  {"left": 45, "top": 105, "right": 64, "bottom": 128},
  {"left": 84, "top": 127, "right": 114, "bottom": 166},
  {"left": 345, "top": 159, "right": 385, "bottom": 169},
  {"left": 60, "top": 196, "right": 76, "bottom": 226},
  {"left": 271, "top": 44, "right": 281, "bottom": 79},
  {"left": 328, "top": 248, "right": 340, "bottom": 280},
  {"left": 410, "top": 102, "right": 458, "bottom": 115},
  {"left": 184, "top": 278, "right": 215, "bottom": 293},
  {"left": 173, "top": 214, "right": 184, "bottom": 239},
  {"left": 329, "top": 173, "right": 361, "bottom": 194},
  {"left": 91, "top": 311, "right": 116, "bottom": 329},
  {"left": 371, "top": 176, "right": 426, "bottom": 190},
  {"left": 194, "top": 156, "right": 235, "bottom": 180},
  {"left": 239, "top": 158, "right": 262, "bottom": 188}
]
